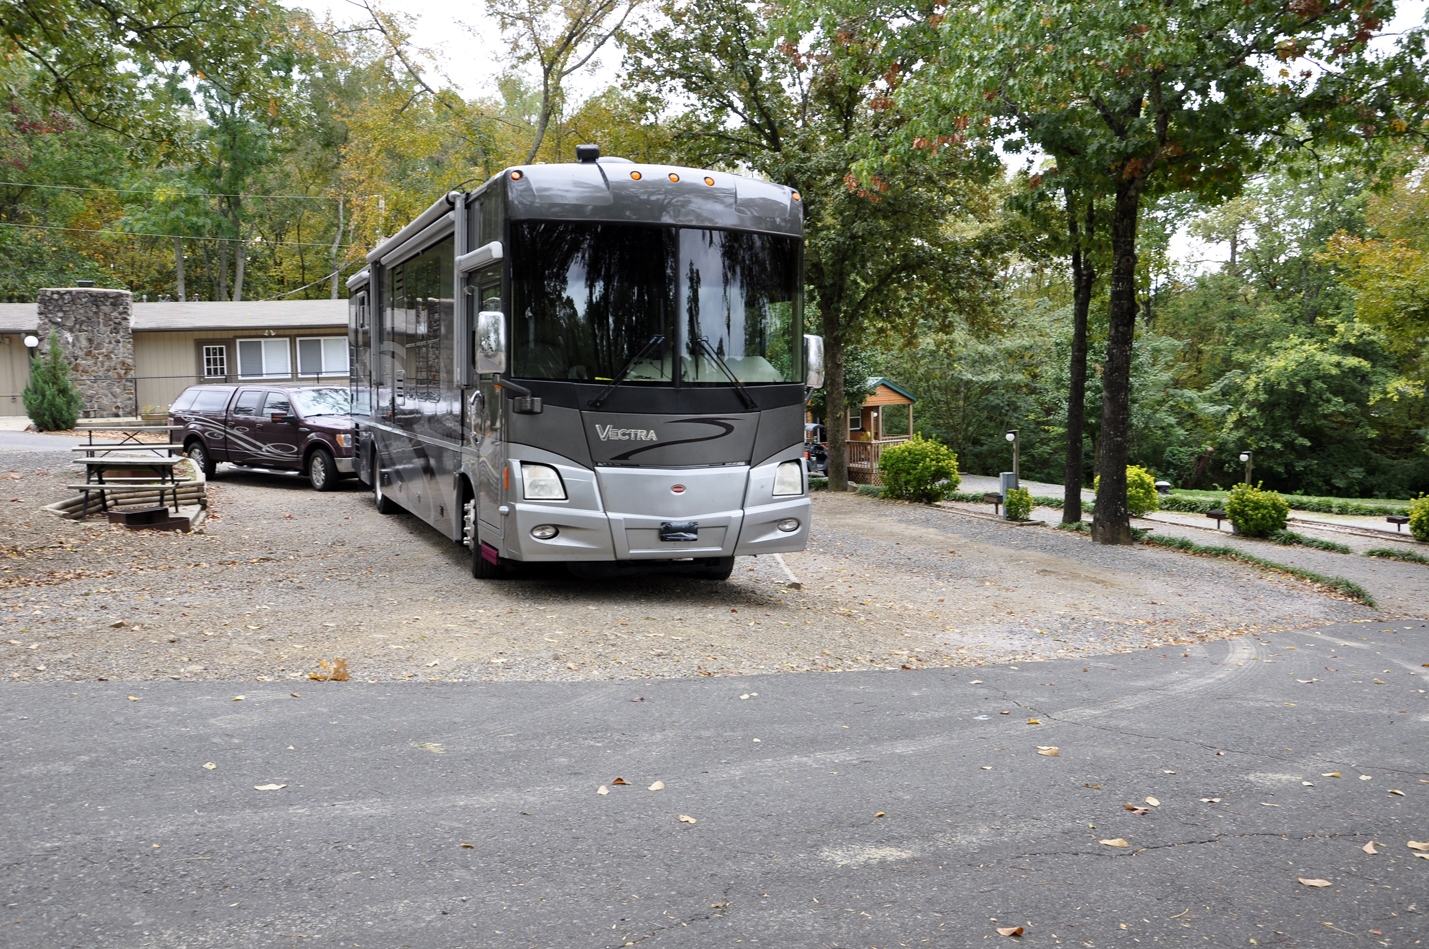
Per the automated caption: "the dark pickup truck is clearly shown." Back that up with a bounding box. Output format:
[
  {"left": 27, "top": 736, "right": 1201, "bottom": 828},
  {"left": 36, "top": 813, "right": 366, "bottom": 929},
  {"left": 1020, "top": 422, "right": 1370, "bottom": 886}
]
[{"left": 168, "top": 384, "right": 355, "bottom": 491}]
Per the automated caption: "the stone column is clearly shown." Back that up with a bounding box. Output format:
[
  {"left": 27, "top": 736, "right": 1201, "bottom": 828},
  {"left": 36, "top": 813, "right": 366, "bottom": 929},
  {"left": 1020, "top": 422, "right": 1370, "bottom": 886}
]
[{"left": 36, "top": 288, "right": 135, "bottom": 419}]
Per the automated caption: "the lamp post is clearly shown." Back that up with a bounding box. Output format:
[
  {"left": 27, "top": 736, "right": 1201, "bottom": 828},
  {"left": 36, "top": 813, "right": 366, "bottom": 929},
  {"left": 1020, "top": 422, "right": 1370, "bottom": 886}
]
[
  {"left": 23, "top": 334, "right": 39, "bottom": 360},
  {"left": 1005, "top": 429, "right": 1020, "bottom": 485},
  {"left": 1239, "top": 450, "right": 1252, "bottom": 486}
]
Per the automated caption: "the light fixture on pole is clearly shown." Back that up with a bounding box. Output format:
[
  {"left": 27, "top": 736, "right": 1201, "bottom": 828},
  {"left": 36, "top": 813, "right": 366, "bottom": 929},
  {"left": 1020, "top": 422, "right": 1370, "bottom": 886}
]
[
  {"left": 1239, "top": 450, "right": 1252, "bottom": 485},
  {"left": 23, "top": 334, "right": 39, "bottom": 359},
  {"left": 1005, "top": 429, "right": 1020, "bottom": 485}
]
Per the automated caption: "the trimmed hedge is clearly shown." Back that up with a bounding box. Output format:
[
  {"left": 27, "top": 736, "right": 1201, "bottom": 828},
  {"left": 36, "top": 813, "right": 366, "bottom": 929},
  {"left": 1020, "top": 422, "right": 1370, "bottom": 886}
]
[{"left": 1165, "top": 490, "right": 1409, "bottom": 517}]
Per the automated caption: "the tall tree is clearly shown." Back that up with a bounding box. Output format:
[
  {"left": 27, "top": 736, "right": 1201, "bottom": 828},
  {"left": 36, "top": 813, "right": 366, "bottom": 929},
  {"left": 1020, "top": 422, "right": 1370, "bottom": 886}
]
[
  {"left": 924, "top": 0, "right": 1429, "bottom": 542},
  {"left": 624, "top": 0, "right": 1005, "bottom": 489}
]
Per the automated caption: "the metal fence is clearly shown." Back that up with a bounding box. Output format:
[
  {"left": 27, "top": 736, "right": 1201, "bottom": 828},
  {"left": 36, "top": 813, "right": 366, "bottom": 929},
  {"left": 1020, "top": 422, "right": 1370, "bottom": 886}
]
[{"left": 2, "top": 372, "right": 350, "bottom": 419}]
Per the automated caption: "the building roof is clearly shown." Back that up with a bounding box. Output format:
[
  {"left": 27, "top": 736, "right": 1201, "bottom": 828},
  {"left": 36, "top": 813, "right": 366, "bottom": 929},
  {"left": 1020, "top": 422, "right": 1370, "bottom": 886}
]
[
  {"left": 132, "top": 301, "right": 347, "bottom": 331},
  {"left": 0, "top": 300, "right": 347, "bottom": 333},
  {"left": 866, "top": 377, "right": 916, "bottom": 403}
]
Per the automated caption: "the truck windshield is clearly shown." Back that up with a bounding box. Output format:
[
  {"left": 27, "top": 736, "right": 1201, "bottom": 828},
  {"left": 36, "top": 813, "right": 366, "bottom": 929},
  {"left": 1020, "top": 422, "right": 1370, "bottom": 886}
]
[
  {"left": 292, "top": 388, "right": 351, "bottom": 417},
  {"left": 510, "top": 221, "right": 801, "bottom": 385}
]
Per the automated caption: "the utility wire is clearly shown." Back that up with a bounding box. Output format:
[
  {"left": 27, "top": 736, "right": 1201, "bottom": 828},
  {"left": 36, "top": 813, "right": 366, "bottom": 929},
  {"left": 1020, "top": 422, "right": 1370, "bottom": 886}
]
[
  {"left": 0, "top": 220, "right": 357, "bottom": 249},
  {"left": 0, "top": 180, "right": 343, "bottom": 201},
  {"left": 260, "top": 259, "right": 366, "bottom": 301}
]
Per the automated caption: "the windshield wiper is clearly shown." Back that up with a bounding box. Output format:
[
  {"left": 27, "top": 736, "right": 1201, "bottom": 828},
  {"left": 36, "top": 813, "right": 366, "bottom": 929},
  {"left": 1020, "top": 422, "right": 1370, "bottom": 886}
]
[
  {"left": 694, "top": 336, "right": 757, "bottom": 410},
  {"left": 588, "top": 335, "right": 666, "bottom": 408}
]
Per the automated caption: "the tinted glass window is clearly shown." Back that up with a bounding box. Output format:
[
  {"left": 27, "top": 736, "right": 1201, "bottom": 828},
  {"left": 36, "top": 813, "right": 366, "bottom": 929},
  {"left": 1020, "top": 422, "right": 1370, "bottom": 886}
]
[
  {"left": 263, "top": 392, "right": 293, "bottom": 416},
  {"left": 509, "top": 222, "right": 801, "bottom": 385},
  {"left": 232, "top": 390, "right": 263, "bottom": 417},
  {"left": 171, "top": 389, "right": 198, "bottom": 413},
  {"left": 192, "top": 389, "right": 232, "bottom": 412}
]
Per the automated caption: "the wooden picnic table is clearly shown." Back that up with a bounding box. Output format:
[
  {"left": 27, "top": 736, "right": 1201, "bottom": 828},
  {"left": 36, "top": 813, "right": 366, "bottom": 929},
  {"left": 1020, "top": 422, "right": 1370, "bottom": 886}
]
[
  {"left": 71, "top": 455, "right": 189, "bottom": 515},
  {"left": 74, "top": 424, "right": 183, "bottom": 447}
]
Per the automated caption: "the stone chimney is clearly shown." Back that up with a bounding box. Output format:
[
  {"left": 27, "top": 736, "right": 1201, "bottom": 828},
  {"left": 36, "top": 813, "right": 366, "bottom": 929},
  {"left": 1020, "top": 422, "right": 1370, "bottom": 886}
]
[{"left": 36, "top": 288, "right": 135, "bottom": 418}]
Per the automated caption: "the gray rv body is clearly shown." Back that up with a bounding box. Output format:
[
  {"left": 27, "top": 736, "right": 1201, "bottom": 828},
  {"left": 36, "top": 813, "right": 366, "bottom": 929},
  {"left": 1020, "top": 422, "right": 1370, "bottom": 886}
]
[{"left": 347, "top": 159, "right": 811, "bottom": 567}]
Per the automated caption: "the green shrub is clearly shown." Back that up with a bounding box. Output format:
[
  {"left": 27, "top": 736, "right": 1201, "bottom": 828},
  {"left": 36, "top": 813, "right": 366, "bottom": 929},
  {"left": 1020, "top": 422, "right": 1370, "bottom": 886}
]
[
  {"left": 1268, "top": 529, "right": 1352, "bottom": 554},
  {"left": 1410, "top": 494, "right": 1429, "bottom": 543},
  {"left": 1093, "top": 465, "right": 1160, "bottom": 517},
  {"left": 1004, "top": 487, "right": 1033, "bottom": 520},
  {"left": 1226, "top": 482, "right": 1289, "bottom": 537},
  {"left": 1365, "top": 547, "right": 1429, "bottom": 564},
  {"left": 855, "top": 483, "right": 885, "bottom": 498},
  {"left": 877, "top": 434, "right": 961, "bottom": 503},
  {"left": 22, "top": 331, "right": 82, "bottom": 431}
]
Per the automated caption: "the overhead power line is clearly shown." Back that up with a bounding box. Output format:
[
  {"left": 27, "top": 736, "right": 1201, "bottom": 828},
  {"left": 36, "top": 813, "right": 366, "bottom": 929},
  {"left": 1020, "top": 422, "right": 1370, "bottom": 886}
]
[
  {"left": 0, "top": 220, "right": 357, "bottom": 250},
  {"left": 0, "top": 180, "right": 342, "bottom": 201}
]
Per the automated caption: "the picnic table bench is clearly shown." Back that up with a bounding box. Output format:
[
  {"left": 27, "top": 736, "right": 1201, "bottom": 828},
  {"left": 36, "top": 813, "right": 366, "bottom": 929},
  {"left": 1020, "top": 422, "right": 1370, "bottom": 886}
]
[{"left": 70, "top": 455, "right": 189, "bottom": 515}]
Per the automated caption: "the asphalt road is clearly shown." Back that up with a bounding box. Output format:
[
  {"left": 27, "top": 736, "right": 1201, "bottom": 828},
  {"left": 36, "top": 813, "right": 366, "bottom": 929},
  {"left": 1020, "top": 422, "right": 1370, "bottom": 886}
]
[
  {"left": 2, "top": 620, "right": 1426, "bottom": 948},
  {"left": 0, "top": 430, "right": 82, "bottom": 453}
]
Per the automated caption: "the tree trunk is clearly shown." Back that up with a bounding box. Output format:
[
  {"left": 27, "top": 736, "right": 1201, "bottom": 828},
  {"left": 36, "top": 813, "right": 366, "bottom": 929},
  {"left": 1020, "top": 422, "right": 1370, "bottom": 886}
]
[
  {"left": 526, "top": 70, "right": 554, "bottom": 164},
  {"left": 174, "top": 237, "right": 186, "bottom": 302},
  {"left": 1090, "top": 178, "right": 1143, "bottom": 545},
  {"left": 217, "top": 239, "right": 229, "bottom": 302},
  {"left": 330, "top": 195, "right": 344, "bottom": 299},
  {"left": 822, "top": 308, "right": 849, "bottom": 491},
  {"left": 1062, "top": 191, "right": 1093, "bottom": 524},
  {"left": 232, "top": 234, "right": 248, "bottom": 302}
]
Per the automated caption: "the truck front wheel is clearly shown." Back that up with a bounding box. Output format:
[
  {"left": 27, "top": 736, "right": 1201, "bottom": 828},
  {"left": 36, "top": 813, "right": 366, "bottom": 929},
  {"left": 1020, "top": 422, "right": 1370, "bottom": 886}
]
[{"left": 308, "top": 447, "right": 337, "bottom": 492}]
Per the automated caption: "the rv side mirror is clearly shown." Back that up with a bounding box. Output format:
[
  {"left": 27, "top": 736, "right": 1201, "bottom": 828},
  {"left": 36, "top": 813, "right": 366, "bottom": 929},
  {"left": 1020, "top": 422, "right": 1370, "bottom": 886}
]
[
  {"left": 477, "top": 310, "right": 507, "bottom": 375},
  {"left": 803, "top": 334, "right": 825, "bottom": 389}
]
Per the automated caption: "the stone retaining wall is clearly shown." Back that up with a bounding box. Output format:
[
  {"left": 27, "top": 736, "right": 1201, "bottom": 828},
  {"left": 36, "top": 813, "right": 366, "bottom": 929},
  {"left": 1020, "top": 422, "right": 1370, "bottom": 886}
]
[{"left": 37, "top": 288, "right": 135, "bottom": 418}]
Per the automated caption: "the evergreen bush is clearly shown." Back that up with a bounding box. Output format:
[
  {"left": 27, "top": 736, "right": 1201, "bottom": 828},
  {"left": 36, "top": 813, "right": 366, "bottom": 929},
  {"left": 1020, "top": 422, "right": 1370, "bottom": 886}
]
[
  {"left": 1409, "top": 494, "right": 1429, "bottom": 542},
  {"left": 22, "top": 331, "right": 82, "bottom": 431},
  {"left": 877, "top": 434, "right": 961, "bottom": 503},
  {"left": 1003, "top": 486, "right": 1033, "bottom": 520},
  {"left": 1226, "top": 482, "right": 1290, "bottom": 537},
  {"left": 1093, "top": 465, "right": 1160, "bottom": 517}
]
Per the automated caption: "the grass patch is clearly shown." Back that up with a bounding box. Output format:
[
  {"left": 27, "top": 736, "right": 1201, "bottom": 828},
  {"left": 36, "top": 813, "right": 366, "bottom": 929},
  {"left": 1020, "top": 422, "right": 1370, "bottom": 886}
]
[
  {"left": 809, "top": 477, "right": 829, "bottom": 491},
  {"left": 855, "top": 483, "right": 885, "bottom": 498},
  {"left": 945, "top": 491, "right": 989, "bottom": 503},
  {"left": 1364, "top": 547, "right": 1429, "bottom": 565},
  {"left": 1055, "top": 521, "right": 1090, "bottom": 533},
  {"left": 1268, "top": 529, "right": 1353, "bottom": 554},
  {"left": 1143, "top": 534, "right": 1376, "bottom": 608}
]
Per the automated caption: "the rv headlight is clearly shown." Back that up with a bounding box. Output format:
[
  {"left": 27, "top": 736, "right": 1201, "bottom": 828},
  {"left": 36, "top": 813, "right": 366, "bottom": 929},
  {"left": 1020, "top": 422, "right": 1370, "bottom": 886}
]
[
  {"left": 521, "top": 463, "right": 566, "bottom": 500},
  {"left": 773, "top": 460, "right": 803, "bottom": 496},
  {"left": 530, "top": 524, "right": 559, "bottom": 540}
]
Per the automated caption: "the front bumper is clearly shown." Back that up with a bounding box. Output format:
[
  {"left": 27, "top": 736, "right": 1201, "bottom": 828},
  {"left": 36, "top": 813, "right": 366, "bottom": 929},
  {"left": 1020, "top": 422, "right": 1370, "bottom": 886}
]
[
  {"left": 334, "top": 456, "right": 355, "bottom": 474},
  {"left": 504, "top": 496, "right": 810, "bottom": 562}
]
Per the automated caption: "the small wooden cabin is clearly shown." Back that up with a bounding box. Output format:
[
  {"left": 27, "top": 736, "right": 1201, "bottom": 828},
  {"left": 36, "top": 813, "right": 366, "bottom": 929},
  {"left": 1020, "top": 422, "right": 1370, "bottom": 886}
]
[{"left": 847, "top": 377, "right": 916, "bottom": 484}]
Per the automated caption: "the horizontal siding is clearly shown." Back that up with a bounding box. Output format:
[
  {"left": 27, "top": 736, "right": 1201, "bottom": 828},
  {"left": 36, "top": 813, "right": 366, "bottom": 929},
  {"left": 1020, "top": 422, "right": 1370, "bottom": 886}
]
[
  {"left": 862, "top": 385, "right": 913, "bottom": 406},
  {"left": 0, "top": 335, "right": 33, "bottom": 416}
]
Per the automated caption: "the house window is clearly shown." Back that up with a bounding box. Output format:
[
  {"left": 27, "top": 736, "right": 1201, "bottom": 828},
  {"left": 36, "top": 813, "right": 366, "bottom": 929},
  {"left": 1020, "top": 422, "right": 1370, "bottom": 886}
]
[
  {"left": 848, "top": 409, "right": 862, "bottom": 431},
  {"left": 202, "top": 345, "right": 228, "bottom": 378},
  {"left": 296, "top": 337, "right": 349, "bottom": 377},
  {"left": 237, "top": 338, "right": 292, "bottom": 379}
]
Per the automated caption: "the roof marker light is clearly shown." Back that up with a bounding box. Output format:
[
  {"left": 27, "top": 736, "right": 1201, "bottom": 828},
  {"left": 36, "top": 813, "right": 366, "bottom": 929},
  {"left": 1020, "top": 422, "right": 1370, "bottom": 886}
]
[
  {"left": 510, "top": 170, "right": 523, "bottom": 180},
  {"left": 791, "top": 190, "right": 801, "bottom": 201},
  {"left": 704, "top": 177, "right": 715, "bottom": 186},
  {"left": 630, "top": 170, "right": 642, "bottom": 180},
  {"left": 668, "top": 173, "right": 680, "bottom": 182}
]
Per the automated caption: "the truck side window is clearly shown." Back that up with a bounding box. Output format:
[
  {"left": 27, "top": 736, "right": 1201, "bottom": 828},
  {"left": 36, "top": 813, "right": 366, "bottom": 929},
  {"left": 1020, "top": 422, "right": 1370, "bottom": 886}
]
[
  {"left": 263, "top": 392, "right": 293, "bottom": 416},
  {"left": 232, "top": 390, "right": 263, "bottom": 417}
]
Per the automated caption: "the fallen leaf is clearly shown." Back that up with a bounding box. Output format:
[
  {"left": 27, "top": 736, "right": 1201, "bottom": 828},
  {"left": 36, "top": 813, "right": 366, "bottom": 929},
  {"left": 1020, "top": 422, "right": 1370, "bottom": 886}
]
[
  {"left": 1360, "top": 774, "right": 1372, "bottom": 780},
  {"left": 1261, "top": 803, "right": 1281, "bottom": 807},
  {"left": 875, "top": 811, "right": 885, "bottom": 818},
  {"left": 1389, "top": 789, "right": 1405, "bottom": 796},
  {"left": 290, "top": 693, "right": 300, "bottom": 698},
  {"left": 597, "top": 786, "right": 609, "bottom": 795},
  {"left": 1200, "top": 798, "right": 1222, "bottom": 803},
  {"left": 740, "top": 694, "right": 750, "bottom": 700},
  {"left": 969, "top": 679, "right": 982, "bottom": 684},
  {"left": 996, "top": 926, "right": 1024, "bottom": 937},
  {"left": 1100, "top": 838, "right": 1130, "bottom": 848},
  {"left": 1322, "top": 772, "right": 1340, "bottom": 777},
  {"left": 981, "top": 766, "right": 993, "bottom": 771},
  {"left": 1124, "top": 805, "right": 1149, "bottom": 815},
  {"left": 1036, "top": 746, "right": 1060, "bottom": 757},
  {"left": 425, "top": 660, "right": 439, "bottom": 667},
  {"left": 460, "top": 843, "right": 474, "bottom": 848},
  {"left": 1297, "top": 878, "right": 1331, "bottom": 888},
  {"left": 127, "top": 696, "right": 139, "bottom": 701},
  {"left": 678, "top": 814, "right": 697, "bottom": 824},
  {"left": 232, "top": 695, "right": 244, "bottom": 702},
  {"left": 414, "top": 742, "right": 444, "bottom": 754},
  {"left": 648, "top": 781, "right": 664, "bottom": 791},
  {"left": 1408, "top": 841, "right": 1429, "bottom": 851},
  {"left": 1302, "top": 781, "right": 1314, "bottom": 787},
  {"left": 610, "top": 777, "right": 629, "bottom": 786},
  {"left": 1027, "top": 718, "right": 1041, "bottom": 725},
  {"left": 202, "top": 762, "right": 216, "bottom": 771},
  {"left": 1415, "top": 853, "right": 1429, "bottom": 861},
  {"left": 1145, "top": 797, "right": 1160, "bottom": 807},
  {"left": 253, "top": 784, "right": 286, "bottom": 791},
  {"left": 1362, "top": 842, "right": 1378, "bottom": 854}
]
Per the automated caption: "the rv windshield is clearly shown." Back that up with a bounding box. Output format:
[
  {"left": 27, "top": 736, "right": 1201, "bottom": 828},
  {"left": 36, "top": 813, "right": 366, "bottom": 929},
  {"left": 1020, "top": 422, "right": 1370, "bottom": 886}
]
[{"left": 510, "top": 221, "right": 801, "bottom": 385}]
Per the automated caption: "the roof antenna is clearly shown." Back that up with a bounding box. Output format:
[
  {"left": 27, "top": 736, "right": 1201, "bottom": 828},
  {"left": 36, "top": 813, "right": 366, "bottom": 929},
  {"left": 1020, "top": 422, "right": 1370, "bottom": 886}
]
[{"left": 575, "top": 144, "right": 600, "bottom": 163}]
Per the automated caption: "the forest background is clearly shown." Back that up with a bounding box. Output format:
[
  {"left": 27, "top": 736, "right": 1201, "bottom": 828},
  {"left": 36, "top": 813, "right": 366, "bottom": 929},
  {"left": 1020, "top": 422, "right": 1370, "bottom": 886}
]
[{"left": 3, "top": 0, "right": 1427, "bottom": 502}]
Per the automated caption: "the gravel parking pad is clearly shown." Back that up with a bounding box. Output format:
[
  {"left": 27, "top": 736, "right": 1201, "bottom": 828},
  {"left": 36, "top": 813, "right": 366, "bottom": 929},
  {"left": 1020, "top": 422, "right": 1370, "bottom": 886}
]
[{"left": 1, "top": 451, "right": 1384, "bottom": 683}]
